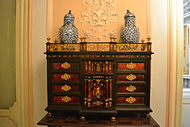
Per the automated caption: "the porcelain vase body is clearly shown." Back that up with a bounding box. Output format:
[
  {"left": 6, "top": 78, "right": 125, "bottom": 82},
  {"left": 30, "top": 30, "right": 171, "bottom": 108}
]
[
  {"left": 121, "top": 10, "right": 140, "bottom": 43},
  {"left": 60, "top": 11, "right": 78, "bottom": 43}
]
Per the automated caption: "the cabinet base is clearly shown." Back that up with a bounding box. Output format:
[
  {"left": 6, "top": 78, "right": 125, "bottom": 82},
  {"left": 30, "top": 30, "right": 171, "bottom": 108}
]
[{"left": 38, "top": 114, "right": 159, "bottom": 127}]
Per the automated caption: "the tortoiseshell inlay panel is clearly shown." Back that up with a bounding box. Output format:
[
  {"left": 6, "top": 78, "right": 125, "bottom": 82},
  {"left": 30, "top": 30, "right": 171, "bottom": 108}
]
[
  {"left": 117, "top": 85, "right": 144, "bottom": 92},
  {"left": 117, "top": 97, "right": 144, "bottom": 104},
  {"left": 117, "top": 63, "right": 145, "bottom": 70},
  {"left": 52, "top": 85, "right": 80, "bottom": 92},
  {"left": 117, "top": 74, "right": 145, "bottom": 81},
  {"left": 52, "top": 74, "right": 79, "bottom": 81},
  {"left": 53, "top": 96, "right": 79, "bottom": 103},
  {"left": 52, "top": 62, "right": 79, "bottom": 71}
]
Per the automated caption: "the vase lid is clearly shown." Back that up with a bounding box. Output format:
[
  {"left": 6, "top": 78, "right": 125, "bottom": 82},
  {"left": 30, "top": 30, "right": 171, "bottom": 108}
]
[
  {"left": 64, "top": 10, "right": 74, "bottom": 20},
  {"left": 124, "top": 10, "right": 135, "bottom": 18}
]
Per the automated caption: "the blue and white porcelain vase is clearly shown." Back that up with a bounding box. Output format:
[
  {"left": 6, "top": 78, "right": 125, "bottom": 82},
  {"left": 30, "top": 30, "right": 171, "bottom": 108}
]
[
  {"left": 121, "top": 10, "right": 140, "bottom": 43},
  {"left": 60, "top": 10, "right": 78, "bottom": 43}
]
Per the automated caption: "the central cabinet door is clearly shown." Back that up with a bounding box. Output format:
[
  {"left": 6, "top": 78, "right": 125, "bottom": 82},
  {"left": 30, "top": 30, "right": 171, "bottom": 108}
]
[{"left": 82, "top": 60, "right": 113, "bottom": 109}]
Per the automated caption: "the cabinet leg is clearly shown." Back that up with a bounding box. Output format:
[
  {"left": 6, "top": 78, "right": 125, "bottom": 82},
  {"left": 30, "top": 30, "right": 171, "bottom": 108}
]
[
  {"left": 111, "top": 116, "right": 117, "bottom": 122},
  {"left": 48, "top": 112, "right": 52, "bottom": 117},
  {"left": 80, "top": 116, "right": 86, "bottom": 121}
]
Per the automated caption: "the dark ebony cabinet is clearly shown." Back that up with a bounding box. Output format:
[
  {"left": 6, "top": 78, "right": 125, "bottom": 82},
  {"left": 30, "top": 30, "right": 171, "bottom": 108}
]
[{"left": 41, "top": 42, "right": 153, "bottom": 122}]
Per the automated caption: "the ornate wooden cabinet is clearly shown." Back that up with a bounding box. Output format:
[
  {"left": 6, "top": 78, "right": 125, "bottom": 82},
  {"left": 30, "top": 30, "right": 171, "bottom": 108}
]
[{"left": 45, "top": 42, "right": 153, "bottom": 121}]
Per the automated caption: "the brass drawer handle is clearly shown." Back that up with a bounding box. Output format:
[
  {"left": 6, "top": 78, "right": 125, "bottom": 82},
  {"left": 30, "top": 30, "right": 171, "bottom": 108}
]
[
  {"left": 126, "top": 62, "right": 136, "bottom": 69},
  {"left": 126, "top": 97, "right": 136, "bottom": 104},
  {"left": 126, "top": 74, "right": 136, "bottom": 81},
  {"left": 61, "top": 85, "right": 71, "bottom": 92},
  {"left": 61, "top": 73, "right": 71, "bottom": 80},
  {"left": 126, "top": 85, "right": 136, "bottom": 92},
  {"left": 62, "top": 96, "right": 71, "bottom": 103},
  {"left": 61, "top": 62, "right": 71, "bottom": 69}
]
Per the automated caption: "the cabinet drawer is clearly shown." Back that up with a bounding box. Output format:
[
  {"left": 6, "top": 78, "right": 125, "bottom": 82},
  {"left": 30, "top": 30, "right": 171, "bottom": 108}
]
[
  {"left": 117, "top": 74, "right": 145, "bottom": 81},
  {"left": 117, "top": 96, "right": 144, "bottom": 104},
  {"left": 52, "top": 85, "right": 80, "bottom": 93},
  {"left": 117, "top": 62, "right": 145, "bottom": 71},
  {"left": 52, "top": 74, "right": 79, "bottom": 81},
  {"left": 117, "top": 85, "right": 144, "bottom": 93},
  {"left": 52, "top": 62, "right": 79, "bottom": 72},
  {"left": 53, "top": 96, "right": 80, "bottom": 104}
]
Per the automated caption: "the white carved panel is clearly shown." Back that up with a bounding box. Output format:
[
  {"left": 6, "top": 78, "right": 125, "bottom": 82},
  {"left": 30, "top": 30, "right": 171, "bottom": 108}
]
[{"left": 79, "top": 0, "right": 118, "bottom": 41}]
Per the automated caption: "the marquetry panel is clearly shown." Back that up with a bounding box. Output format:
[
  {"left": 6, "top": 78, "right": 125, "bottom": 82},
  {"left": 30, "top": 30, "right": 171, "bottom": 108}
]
[{"left": 84, "top": 61, "right": 113, "bottom": 73}]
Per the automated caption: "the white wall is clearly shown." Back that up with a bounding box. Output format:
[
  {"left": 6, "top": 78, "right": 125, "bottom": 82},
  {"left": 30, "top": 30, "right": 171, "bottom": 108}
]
[
  {"left": 32, "top": 0, "right": 47, "bottom": 126},
  {"left": 150, "top": 0, "right": 168, "bottom": 127}
]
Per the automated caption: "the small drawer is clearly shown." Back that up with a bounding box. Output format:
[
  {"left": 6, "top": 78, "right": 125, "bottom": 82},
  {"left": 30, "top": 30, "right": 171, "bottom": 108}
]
[
  {"left": 117, "top": 74, "right": 145, "bottom": 81},
  {"left": 52, "top": 62, "right": 79, "bottom": 71},
  {"left": 117, "top": 85, "right": 144, "bottom": 93},
  {"left": 117, "top": 96, "right": 144, "bottom": 104},
  {"left": 117, "top": 62, "right": 145, "bottom": 71},
  {"left": 52, "top": 85, "right": 80, "bottom": 93},
  {"left": 53, "top": 96, "right": 80, "bottom": 104},
  {"left": 52, "top": 74, "right": 79, "bottom": 81}
]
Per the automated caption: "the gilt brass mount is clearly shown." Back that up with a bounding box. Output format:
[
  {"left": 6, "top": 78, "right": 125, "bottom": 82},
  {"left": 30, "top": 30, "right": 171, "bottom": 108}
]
[
  {"left": 126, "top": 62, "right": 136, "bottom": 69},
  {"left": 126, "top": 85, "right": 136, "bottom": 92},
  {"left": 61, "top": 73, "right": 71, "bottom": 80},
  {"left": 126, "top": 97, "right": 136, "bottom": 104},
  {"left": 61, "top": 85, "right": 71, "bottom": 92},
  {"left": 61, "top": 62, "right": 71, "bottom": 69},
  {"left": 126, "top": 74, "right": 136, "bottom": 81},
  {"left": 62, "top": 96, "right": 71, "bottom": 103}
]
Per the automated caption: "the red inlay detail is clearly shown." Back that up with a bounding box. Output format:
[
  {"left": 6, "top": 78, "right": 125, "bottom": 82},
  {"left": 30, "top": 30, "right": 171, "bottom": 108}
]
[
  {"left": 117, "top": 86, "right": 144, "bottom": 92},
  {"left": 117, "top": 74, "right": 145, "bottom": 81},
  {"left": 118, "top": 63, "right": 145, "bottom": 70},
  {"left": 117, "top": 97, "right": 144, "bottom": 104},
  {"left": 52, "top": 85, "right": 80, "bottom": 92},
  {"left": 52, "top": 74, "right": 79, "bottom": 81},
  {"left": 53, "top": 96, "right": 79, "bottom": 103}
]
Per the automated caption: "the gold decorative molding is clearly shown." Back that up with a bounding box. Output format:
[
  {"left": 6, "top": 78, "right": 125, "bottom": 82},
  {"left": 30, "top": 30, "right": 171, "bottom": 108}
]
[
  {"left": 86, "top": 43, "right": 111, "bottom": 51},
  {"left": 48, "top": 44, "right": 80, "bottom": 52},
  {"left": 126, "top": 62, "right": 136, "bottom": 69},
  {"left": 61, "top": 73, "right": 71, "bottom": 80},
  {"left": 126, "top": 74, "right": 136, "bottom": 81},
  {"left": 116, "top": 44, "right": 150, "bottom": 52},
  {"left": 61, "top": 85, "right": 71, "bottom": 92},
  {"left": 46, "top": 43, "right": 152, "bottom": 52},
  {"left": 61, "top": 62, "right": 71, "bottom": 69},
  {"left": 126, "top": 85, "right": 136, "bottom": 92},
  {"left": 79, "top": 0, "right": 118, "bottom": 41},
  {"left": 126, "top": 97, "right": 136, "bottom": 104},
  {"left": 62, "top": 96, "right": 71, "bottom": 103}
]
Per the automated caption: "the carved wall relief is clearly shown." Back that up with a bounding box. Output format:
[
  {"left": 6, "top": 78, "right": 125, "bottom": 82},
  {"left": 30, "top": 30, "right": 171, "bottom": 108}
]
[{"left": 79, "top": 0, "right": 119, "bottom": 41}]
